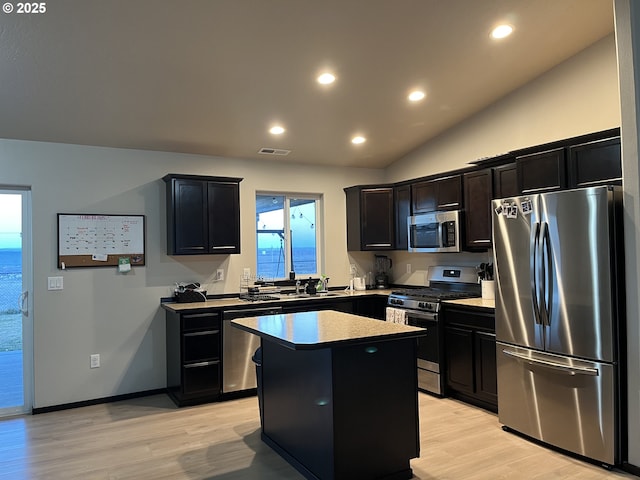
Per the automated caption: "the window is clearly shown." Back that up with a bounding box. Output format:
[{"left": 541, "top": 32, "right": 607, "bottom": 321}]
[{"left": 256, "top": 193, "right": 321, "bottom": 280}]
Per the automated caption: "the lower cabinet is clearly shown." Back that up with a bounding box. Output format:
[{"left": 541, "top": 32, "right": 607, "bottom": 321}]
[
  {"left": 166, "top": 310, "right": 222, "bottom": 406},
  {"left": 353, "top": 295, "right": 388, "bottom": 320},
  {"left": 443, "top": 306, "right": 497, "bottom": 412},
  {"left": 282, "top": 298, "right": 354, "bottom": 314}
]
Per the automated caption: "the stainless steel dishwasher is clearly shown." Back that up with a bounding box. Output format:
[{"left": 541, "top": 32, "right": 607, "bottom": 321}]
[{"left": 222, "top": 306, "right": 282, "bottom": 393}]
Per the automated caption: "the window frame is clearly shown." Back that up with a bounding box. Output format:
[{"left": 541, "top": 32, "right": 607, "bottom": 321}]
[{"left": 255, "top": 192, "right": 323, "bottom": 281}]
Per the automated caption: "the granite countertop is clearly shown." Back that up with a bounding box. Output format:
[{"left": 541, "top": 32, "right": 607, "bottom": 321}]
[
  {"left": 161, "top": 288, "right": 393, "bottom": 312},
  {"left": 231, "top": 310, "right": 425, "bottom": 350},
  {"left": 444, "top": 297, "right": 495, "bottom": 310}
]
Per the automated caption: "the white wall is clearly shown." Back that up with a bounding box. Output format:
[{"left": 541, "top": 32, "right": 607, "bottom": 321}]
[
  {"left": 614, "top": 0, "right": 640, "bottom": 468},
  {"left": 386, "top": 34, "right": 621, "bottom": 183},
  {"left": 0, "top": 139, "right": 383, "bottom": 408}
]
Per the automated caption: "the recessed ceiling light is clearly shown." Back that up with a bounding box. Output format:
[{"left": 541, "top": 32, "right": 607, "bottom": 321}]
[
  {"left": 491, "top": 24, "right": 513, "bottom": 39},
  {"left": 269, "top": 125, "right": 285, "bottom": 135},
  {"left": 408, "top": 90, "right": 426, "bottom": 102},
  {"left": 351, "top": 136, "right": 366, "bottom": 145},
  {"left": 317, "top": 73, "right": 336, "bottom": 85}
]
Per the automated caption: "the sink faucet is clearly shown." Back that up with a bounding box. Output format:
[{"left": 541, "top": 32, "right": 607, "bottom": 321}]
[{"left": 295, "top": 280, "right": 302, "bottom": 294}]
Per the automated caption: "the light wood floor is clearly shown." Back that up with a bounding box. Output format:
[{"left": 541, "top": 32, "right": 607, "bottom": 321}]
[{"left": 0, "top": 392, "right": 635, "bottom": 480}]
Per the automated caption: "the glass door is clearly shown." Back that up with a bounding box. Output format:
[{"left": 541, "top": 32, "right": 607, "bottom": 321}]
[{"left": 0, "top": 189, "right": 32, "bottom": 416}]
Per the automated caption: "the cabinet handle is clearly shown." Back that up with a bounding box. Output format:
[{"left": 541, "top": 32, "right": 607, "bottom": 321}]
[
  {"left": 472, "top": 240, "right": 492, "bottom": 244},
  {"left": 184, "top": 361, "right": 219, "bottom": 368},
  {"left": 184, "top": 330, "right": 219, "bottom": 336},
  {"left": 211, "top": 245, "right": 236, "bottom": 249},
  {"left": 437, "top": 202, "right": 459, "bottom": 208},
  {"left": 365, "top": 243, "right": 392, "bottom": 247}
]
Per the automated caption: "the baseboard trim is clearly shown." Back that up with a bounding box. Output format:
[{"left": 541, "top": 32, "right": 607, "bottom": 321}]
[
  {"left": 621, "top": 461, "right": 640, "bottom": 476},
  {"left": 32, "top": 388, "right": 167, "bottom": 415}
]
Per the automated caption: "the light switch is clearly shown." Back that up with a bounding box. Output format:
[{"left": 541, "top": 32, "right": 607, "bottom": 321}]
[{"left": 48, "top": 276, "right": 63, "bottom": 290}]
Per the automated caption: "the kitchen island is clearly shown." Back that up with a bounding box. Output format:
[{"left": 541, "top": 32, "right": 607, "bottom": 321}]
[{"left": 232, "top": 310, "right": 426, "bottom": 480}]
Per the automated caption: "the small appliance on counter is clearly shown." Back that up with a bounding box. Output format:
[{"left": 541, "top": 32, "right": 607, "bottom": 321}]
[
  {"left": 374, "top": 255, "right": 392, "bottom": 289},
  {"left": 174, "top": 282, "right": 207, "bottom": 303}
]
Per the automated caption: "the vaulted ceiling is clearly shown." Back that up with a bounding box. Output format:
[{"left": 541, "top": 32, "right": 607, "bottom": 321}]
[{"left": 0, "top": 0, "right": 614, "bottom": 168}]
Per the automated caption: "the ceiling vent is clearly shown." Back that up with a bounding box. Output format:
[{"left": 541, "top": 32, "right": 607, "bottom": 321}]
[{"left": 258, "top": 147, "right": 291, "bottom": 156}]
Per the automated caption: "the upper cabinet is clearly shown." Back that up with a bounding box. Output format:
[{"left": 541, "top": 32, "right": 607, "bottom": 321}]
[
  {"left": 345, "top": 186, "right": 394, "bottom": 251},
  {"left": 463, "top": 169, "right": 493, "bottom": 249},
  {"left": 568, "top": 136, "right": 621, "bottom": 188},
  {"left": 394, "top": 185, "right": 411, "bottom": 250},
  {"left": 412, "top": 174, "right": 462, "bottom": 214},
  {"left": 164, "top": 174, "right": 242, "bottom": 255},
  {"left": 516, "top": 148, "right": 567, "bottom": 194},
  {"left": 492, "top": 163, "right": 518, "bottom": 199}
]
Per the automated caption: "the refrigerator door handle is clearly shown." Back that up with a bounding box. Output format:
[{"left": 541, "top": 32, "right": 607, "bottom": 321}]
[
  {"left": 541, "top": 221, "right": 553, "bottom": 327},
  {"left": 501, "top": 349, "right": 599, "bottom": 376},
  {"left": 530, "top": 222, "right": 542, "bottom": 325}
]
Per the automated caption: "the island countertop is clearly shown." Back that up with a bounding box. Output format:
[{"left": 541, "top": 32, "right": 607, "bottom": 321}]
[{"left": 231, "top": 309, "right": 425, "bottom": 350}]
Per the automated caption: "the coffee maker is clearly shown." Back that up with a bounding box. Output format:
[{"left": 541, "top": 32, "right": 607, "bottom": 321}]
[{"left": 374, "top": 255, "right": 392, "bottom": 289}]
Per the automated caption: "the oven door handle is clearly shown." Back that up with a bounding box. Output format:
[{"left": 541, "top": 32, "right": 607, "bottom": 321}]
[{"left": 402, "top": 310, "right": 438, "bottom": 322}]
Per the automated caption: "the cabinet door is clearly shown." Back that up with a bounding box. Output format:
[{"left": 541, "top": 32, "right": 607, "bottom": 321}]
[
  {"left": 436, "top": 175, "right": 462, "bottom": 210},
  {"left": 474, "top": 331, "right": 498, "bottom": 405},
  {"left": 394, "top": 185, "right": 411, "bottom": 250},
  {"left": 445, "top": 326, "right": 474, "bottom": 395},
  {"left": 463, "top": 169, "right": 493, "bottom": 249},
  {"left": 182, "top": 361, "right": 220, "bottom": 396},
  {"left": 170, "top": 179, "right": 209, "bottom": 254},
  {"left": 208, "top": 182, "right": 240, "bottom": 254},
  {"left": 411, "top": 180, "right": 437, "bottom": 213},
  {"left": 517, "top": 148, "right": 566, "bottom": 194},
  {"left": 568, "top": 137, "right": 622, "bottom": 188},
  {"left": 493, "top": 163, "right": 518, "bottom": 199},
  {"left": 361, "top": 188, "right": 394, "bottom": 250}
]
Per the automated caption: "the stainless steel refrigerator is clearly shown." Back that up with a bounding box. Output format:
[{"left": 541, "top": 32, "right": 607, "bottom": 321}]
[{"left": 492, "top": 185, "right": 625, "bottom": 466}]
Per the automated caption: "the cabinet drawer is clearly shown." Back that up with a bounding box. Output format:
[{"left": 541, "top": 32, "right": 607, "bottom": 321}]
[
  {"left": 182, "top": 312, "right": 220, "bottom": 331},
  {"left": 183, "top": 331, "right": 220, "bottom": 362},
  {"left": 445, "top": 308, "right": 495, "bottom": 331},
  {"left": 183, "top": 361, "right": 220, "bottom": 396}
]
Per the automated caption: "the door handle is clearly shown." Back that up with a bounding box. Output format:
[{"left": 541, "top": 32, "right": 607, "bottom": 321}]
[
  {"left": 530, "top": 222, "right": 541, "bottom": 325},
  {"left": 502, "top": 350, "right": 598, "bottom": 376},
  {"left": 19, "top": 291, "right": 28, "bottom": 317},
  {"left": 542, "top": 221, "right": 553, "bottom": 327}
]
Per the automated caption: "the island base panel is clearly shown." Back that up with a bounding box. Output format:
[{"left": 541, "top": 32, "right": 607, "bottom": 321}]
[{"left": 261, "top": 338, "right": 418, "bottom": 480}]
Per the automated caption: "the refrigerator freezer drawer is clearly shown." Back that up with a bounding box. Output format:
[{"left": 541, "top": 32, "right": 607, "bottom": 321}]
[{"left": 497, "top": 343, "right": 617, "bottom": 465}]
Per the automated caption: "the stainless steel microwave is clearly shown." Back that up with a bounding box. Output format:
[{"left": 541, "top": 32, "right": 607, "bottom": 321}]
[{"left": 408, "top": 210, "right": 461, "bottom": 253}]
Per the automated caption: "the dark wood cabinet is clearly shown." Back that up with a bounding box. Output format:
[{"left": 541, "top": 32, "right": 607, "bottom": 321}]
[
  {"left": 412, "top": 174, "right": 462, "bottom": 214},
  {"left": 444, "top": 305, "right": 497, "bottom": 412},
  {"left": 164, "top": 174, "right": 242, "bottom": 255},
  {"left": 166, "top": 310, "right": 222, "bottom": 406},
  {"left": 394, "top": 185, "right": 411, "bottom": 250},
  {"left": 492, "top": 163, "right": 518, "bottom": 199},
  {"left": 281, "top": 298, "right": 354, "bottom": 314},
  {"left": 516, "top": 148, "right": 567, "bottom": 194},
  {"left": 463, "top": 169, "right": 493, "bottom": 249},
  {"left": 353, "top": 295, "right": 388, "bottom": 320},
  {"left": 345, "top": 186, "right": 394, "bottom": 251},
  {"left": 568, "top": 136, "right": 622, "bottom": 188}
]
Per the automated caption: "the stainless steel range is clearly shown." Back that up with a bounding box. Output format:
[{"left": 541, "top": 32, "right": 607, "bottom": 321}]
[{"left": 387, "top": 265, "right": 480, "bottom": 395}]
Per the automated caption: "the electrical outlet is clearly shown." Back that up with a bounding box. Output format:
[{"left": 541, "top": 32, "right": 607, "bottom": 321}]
[
  {"left": 406, "top": 264, "right": 411, "bottom": 274},
  {"left": 90, "top": 354, "right": 100, "bottom": 368},
  {"left": 216, "top": 269, "right": 224, "bottom": 281},
  {"left": 243, "top": 268, "right": 251, "bottom": 280},
  {"left": 349, "top": 264, "right": 357, "bottom": 275}
]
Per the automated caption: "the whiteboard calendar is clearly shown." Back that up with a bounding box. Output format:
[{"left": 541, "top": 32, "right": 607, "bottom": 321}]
[{"left": 57, "top": 214, "right": 145, "bottom": 268}]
